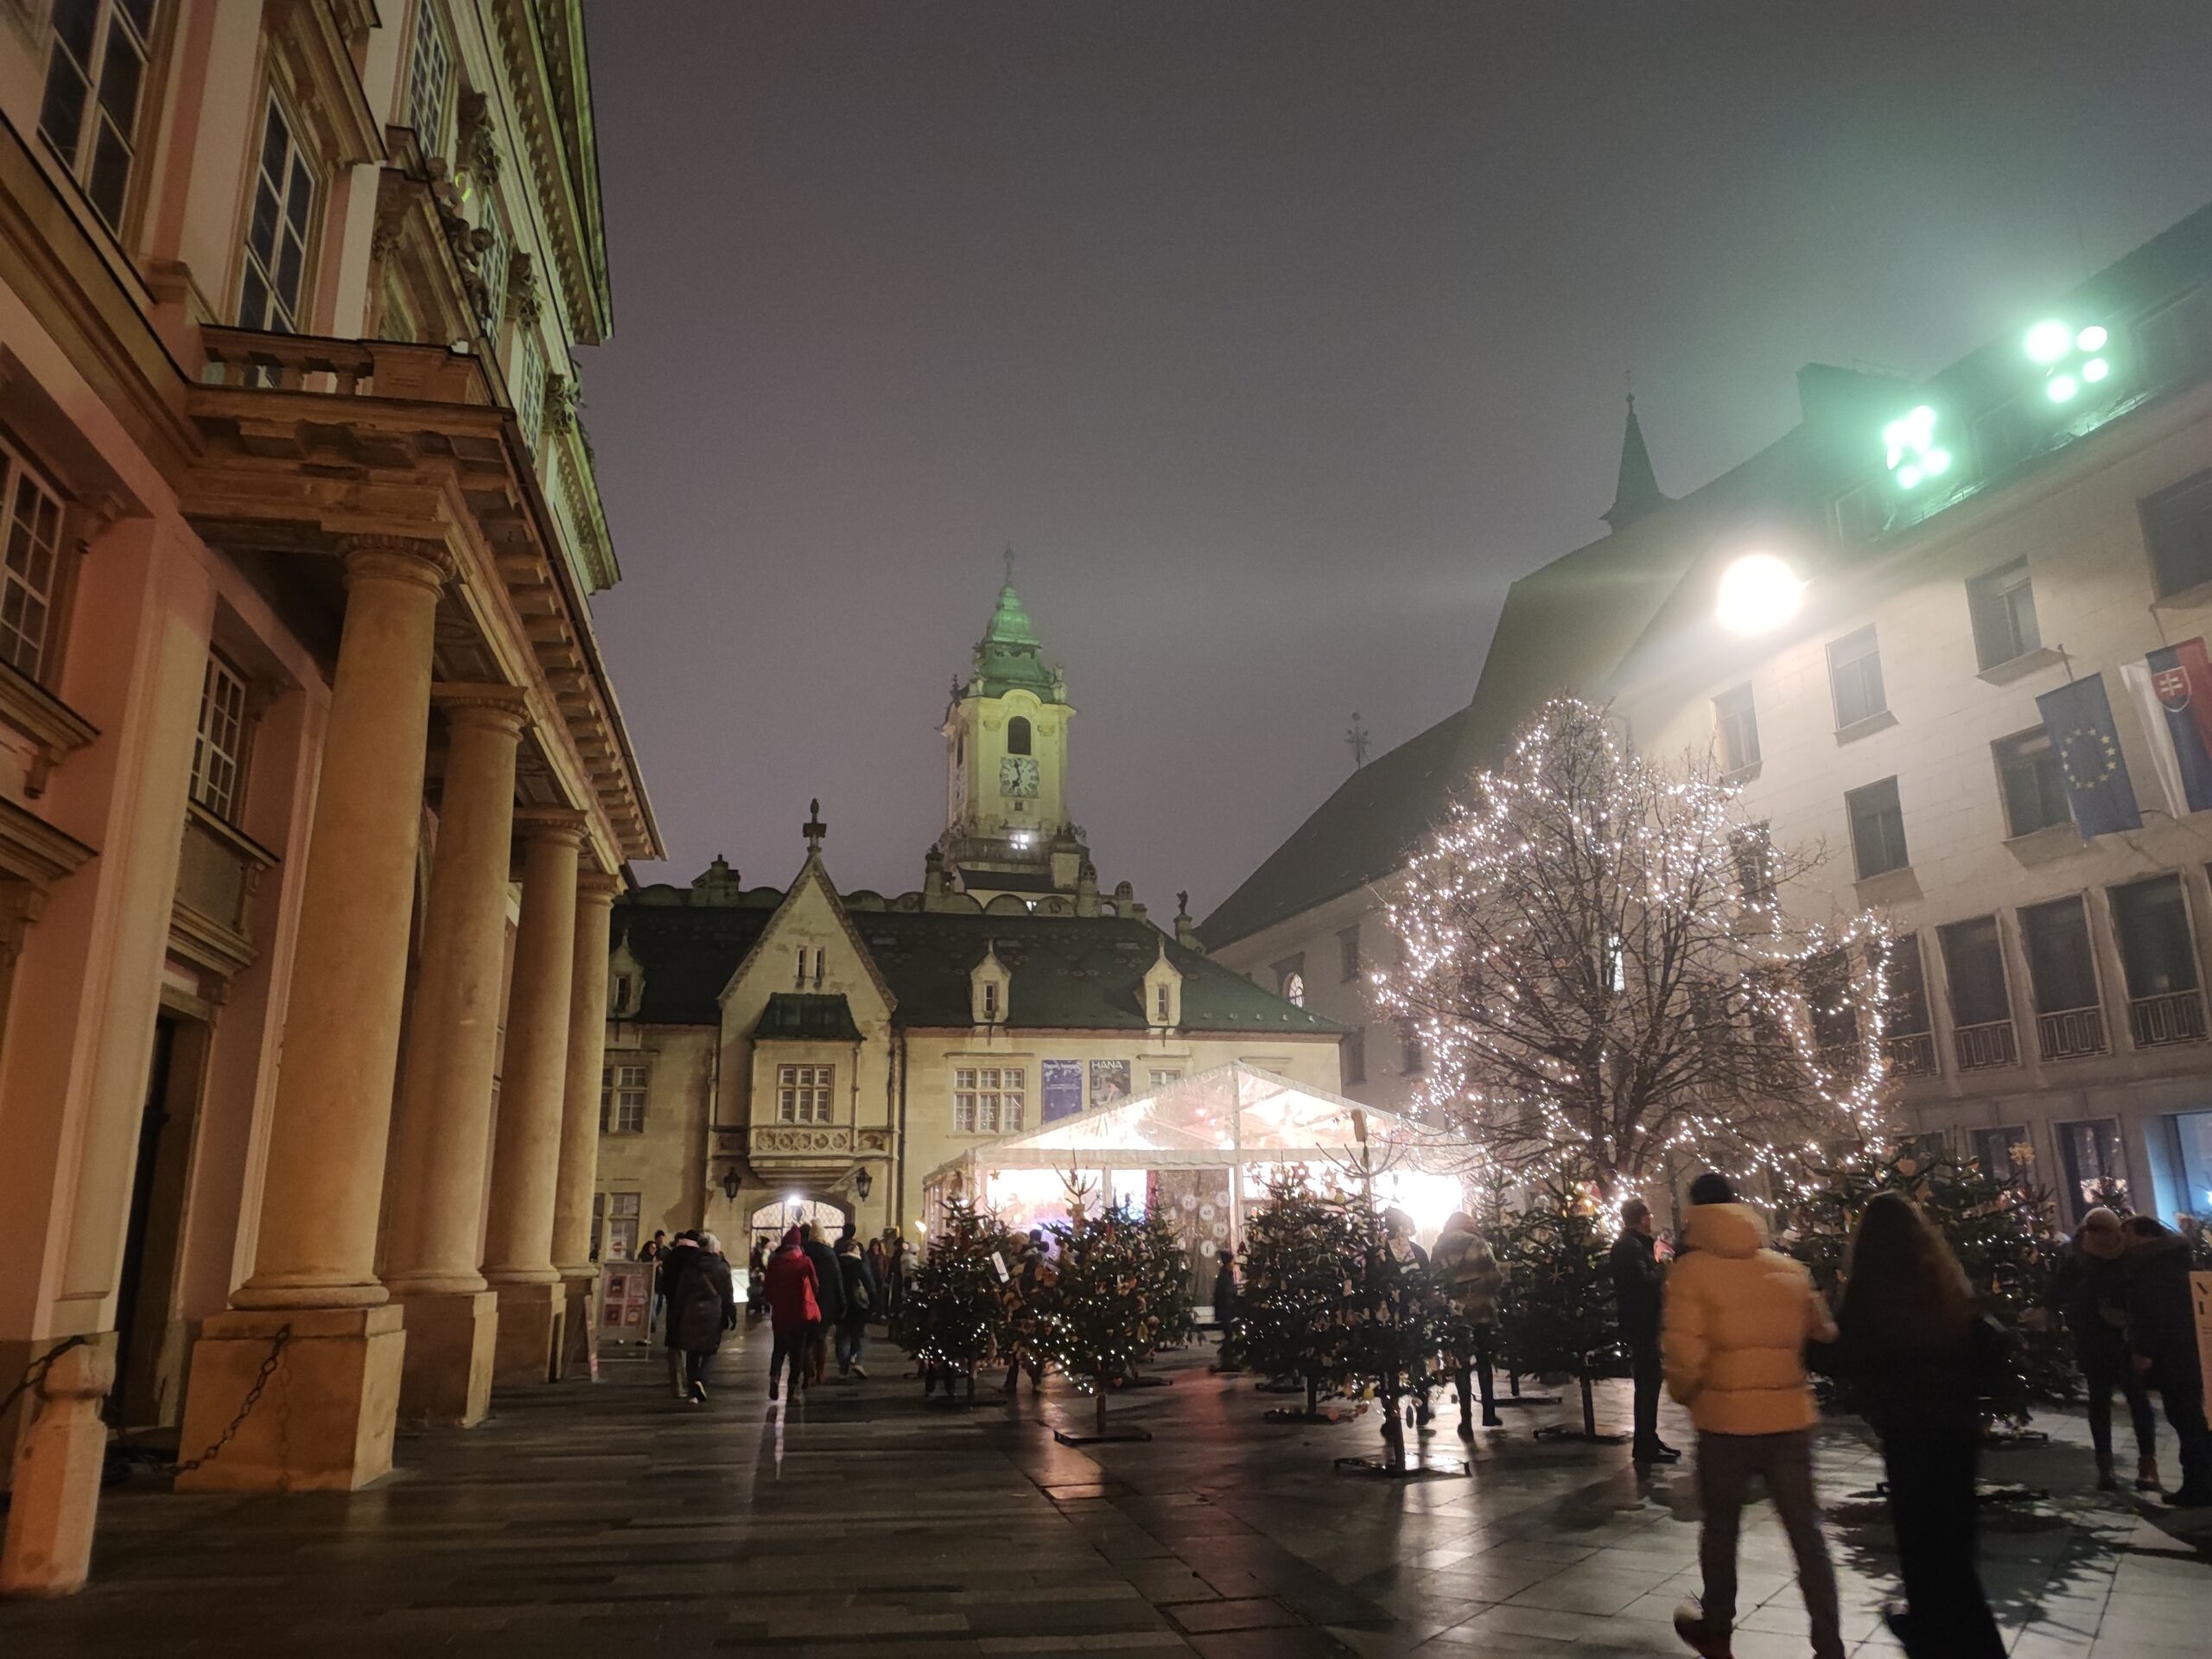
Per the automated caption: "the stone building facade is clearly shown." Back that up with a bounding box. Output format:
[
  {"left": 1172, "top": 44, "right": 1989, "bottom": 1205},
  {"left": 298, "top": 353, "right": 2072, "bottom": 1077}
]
[
  {"left": 599, "top": 580, "right": 1339, "bottom": 1254},
  {"left": 1205, "top": 201, "right": 2212, "bottom": 1230},
  {"left": 0, "top": 0, "right": 655, "bottom": 1595}
]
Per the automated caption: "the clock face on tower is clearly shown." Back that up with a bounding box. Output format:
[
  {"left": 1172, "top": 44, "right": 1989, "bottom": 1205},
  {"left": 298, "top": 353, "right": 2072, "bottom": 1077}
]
[{"left": 999, "top": 755, "right": 1039, "bottom": 798}]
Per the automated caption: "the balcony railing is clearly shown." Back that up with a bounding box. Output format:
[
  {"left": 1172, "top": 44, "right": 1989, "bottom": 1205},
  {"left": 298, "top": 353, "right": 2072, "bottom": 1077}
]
[
  {"left": 1953, "top": 1019, "right": 2019, "bottom": 1071},
  {"left": 749, "top": 1123, "right": 855, "bottom": 1161},
  {"left": 1884, "top": 1030, "right": 1937, "bottom": 1078},
  {"left": 198, "top": 327, "right": 492, "bottom": 404},
  {"left": 2127, "top": 989, "right": 2207, "bottom": 1048},
  {"left": 2035, "top": 1006, "right": 2107, "bottom": 1062}
]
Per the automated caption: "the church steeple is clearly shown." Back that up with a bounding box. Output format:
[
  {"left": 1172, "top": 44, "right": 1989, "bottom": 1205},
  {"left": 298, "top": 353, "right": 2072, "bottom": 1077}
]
[
  {"left": 971, "top": 549, "right": 1058, "bottom": 697},
  {"left": 1603, "top": 393, "right": 1669, "bottom": 533}
]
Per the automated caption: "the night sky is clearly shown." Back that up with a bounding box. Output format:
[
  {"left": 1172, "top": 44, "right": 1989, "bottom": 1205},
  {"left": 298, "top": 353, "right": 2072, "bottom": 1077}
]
[{"left": 582, "top": 2, "right": 2212, "bottom": 918}]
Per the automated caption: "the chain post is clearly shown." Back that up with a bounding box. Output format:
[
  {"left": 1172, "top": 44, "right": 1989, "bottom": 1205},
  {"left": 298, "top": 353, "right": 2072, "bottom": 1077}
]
[{"left": 170, "top": 1324, "right": 292, "bottom": 1478}]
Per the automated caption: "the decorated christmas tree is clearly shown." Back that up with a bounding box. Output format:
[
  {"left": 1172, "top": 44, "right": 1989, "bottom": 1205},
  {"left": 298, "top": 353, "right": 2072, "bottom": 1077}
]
[
  {"left": 1130, "top": 1202, "right": 1197, "bottom": 1361},
  {"left": 1232, "top": 1170, "right": 1363, "bottom": 1418},
  {"left": 1493, "top": 1179, "right": 1626, "bottom": 1439},
  {"left": 898, "top": 1196, "right": 1011, "bottom": 1402},
  {"left": 1039, "top": 1198, "right": 1180, "bottom": 1439},
  {"left": 1786, "top": 1141, "right": 2074, "bottom": 1428}
]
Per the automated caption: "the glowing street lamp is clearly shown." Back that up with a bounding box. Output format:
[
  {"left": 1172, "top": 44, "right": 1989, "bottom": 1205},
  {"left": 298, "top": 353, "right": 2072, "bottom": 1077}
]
[
  {"left": 2025, "top": 319, "right": 2110, "bottom": 402},
  {"left": 1883, "top": 404, "right": 1951, "bottom": 490},
  {"left": 1716, "top": 553, "right": 1804, "bottom": 636}
]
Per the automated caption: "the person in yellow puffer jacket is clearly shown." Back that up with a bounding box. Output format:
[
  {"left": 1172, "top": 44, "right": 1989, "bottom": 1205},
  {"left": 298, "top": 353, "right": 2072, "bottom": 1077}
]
[{"left": 1662, "top": 1173, "right": 1843, "bottom": 1659}]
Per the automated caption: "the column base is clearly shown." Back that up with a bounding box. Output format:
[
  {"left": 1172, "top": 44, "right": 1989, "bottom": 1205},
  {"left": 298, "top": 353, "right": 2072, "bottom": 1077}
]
[
  {"left": 392, "top": 1290, "right": 499, "bottom": 1427},
  {"left": 0, "top": 1338, "right": 116, "bottom": 1599},
  {"left": 489, "top": 1281, "right": 563, "bottom": 1388},
  {"left": 175, "top": 1306, "right": 404, "bottom": 1493},
  {"left": 557, "top": 1269, "right": 595, "bottom": 1381}
]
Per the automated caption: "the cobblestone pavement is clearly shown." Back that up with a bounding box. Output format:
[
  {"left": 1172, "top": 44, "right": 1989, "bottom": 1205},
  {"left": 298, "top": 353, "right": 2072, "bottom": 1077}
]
[{"left": 3, "top": 1332, "right": 2207, "bottom": 1656}]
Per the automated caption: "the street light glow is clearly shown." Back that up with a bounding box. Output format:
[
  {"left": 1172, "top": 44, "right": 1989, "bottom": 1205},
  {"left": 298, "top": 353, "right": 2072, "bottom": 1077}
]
[
  {"left": 2025, "top": 319, "right": 2072, "bottom": 364},
  {"left": 2075, "top": 324, "right": 2108, "bottom": 352},
  {"left": 2082, "top": 357, "right": 2110, "bottom": 384},
  {"left": 2047, "top": 373, "right": 2079, "bottom": 403},
  {"left": 1716, "top": 553, "right": 1803, "bottom": 636}
]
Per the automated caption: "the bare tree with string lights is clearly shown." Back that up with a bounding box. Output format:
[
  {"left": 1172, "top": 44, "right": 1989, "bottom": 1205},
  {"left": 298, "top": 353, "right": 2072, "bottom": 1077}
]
[{"left": 1374, "top": 697, "right": 1894, "bottom": 1205}]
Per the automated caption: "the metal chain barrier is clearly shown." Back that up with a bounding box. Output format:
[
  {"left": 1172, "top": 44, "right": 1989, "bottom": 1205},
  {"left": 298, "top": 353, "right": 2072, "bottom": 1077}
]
[
  {"left": 169, "top": 1325, "right": 291, "bottom": 1478},
  {"left": 0, "top": 1334, "right": 92, "bottom": 1426}
]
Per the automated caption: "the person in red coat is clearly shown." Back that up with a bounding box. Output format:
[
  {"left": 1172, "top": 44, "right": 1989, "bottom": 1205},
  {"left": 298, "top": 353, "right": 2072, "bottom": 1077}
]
[{"left": 762, "top": 1226, "right": 821, "bottom": 1402}]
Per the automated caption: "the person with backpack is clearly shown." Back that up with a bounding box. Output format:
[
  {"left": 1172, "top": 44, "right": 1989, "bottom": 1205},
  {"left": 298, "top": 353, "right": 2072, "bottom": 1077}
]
[
  {"left": 833, "top": 1234, "right": 880, "bottom": 1378},
  {"left": 1431, "top": 1211, "right": 1507, "bottom": 1437},
  {"left": 669, "top": 1231, "right": 736, "bottom": 1405},
  {"left": 762, "top": 1226, "right": 821, "bottom": 1402},
  {"left": 1818, "top": 1191, "right": 2005, "bottom": 1657}
]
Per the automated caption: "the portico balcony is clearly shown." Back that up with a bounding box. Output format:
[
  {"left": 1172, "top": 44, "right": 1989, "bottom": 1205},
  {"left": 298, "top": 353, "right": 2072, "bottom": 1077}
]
[
  {"left": 750, "top": 1123, "right": 855, "bottom": 1162},
  {"left": 1953, "top": 1018, "right": 2018, "bottom": 1071},
  {"left": 2127, "top": 989, "right": 2206, "bottom": 1048}
]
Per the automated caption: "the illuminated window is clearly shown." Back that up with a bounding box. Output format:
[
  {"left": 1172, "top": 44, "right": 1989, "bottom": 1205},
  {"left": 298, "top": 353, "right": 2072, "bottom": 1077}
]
[
  {"left": 1993, "top": 728, "right": 2067, "bottom": 837},
  {"left": 37, "top": 0, "right": 156, "bottom": 234},
  {"left": 1281, "top": 971, "right": 1305, "bottom": 1008},
  {"left": 1845, "top": 777, "right": 1909, "bottom": 880},
  {"left": 953, "top": 1066, "right": 1024, "bottom": 1134},
  {"left": 404, "top": 2, "right": 454, "bottom": 154},
  {"left": 1967, "top": 560, "right": 2040, "bottom": 669},
  {"left": 600, "top": 1062, "right": 648, "bottom": 1134},
  {"left": 0, "top": 447, "right": 66, "bottom": 683},
  {"left": 777, "top": 1064, "right": 833, "bottom": 1124},
  {"left": 594, "top": 1191, "right": 640, "bottom": 1260},
  {"left": 188, "top": 653, "right": 250, "bottom": 822},
  {"left": 1826, "top": 627, "right": 1887, "bottom": 729},
  {"left": 239, "top": 96, "right": 316, "bottom": 333},
  {"left": 1714, "top": 683, "right": 1760, "bottom": 774}
]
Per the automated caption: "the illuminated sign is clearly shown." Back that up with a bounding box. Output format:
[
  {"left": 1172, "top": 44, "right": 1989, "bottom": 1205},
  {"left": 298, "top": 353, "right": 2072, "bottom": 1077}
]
[
  {"left": 2025, "top": 319, "right": 2110, "bottom": 404},
  {"left": 1883, "top": 404, "right": 1950, "bottom": 490}
]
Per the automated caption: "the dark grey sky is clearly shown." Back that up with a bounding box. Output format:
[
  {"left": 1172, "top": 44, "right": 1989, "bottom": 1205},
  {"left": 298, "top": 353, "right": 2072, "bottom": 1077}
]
[{"left": 582, "top": 1, "right": 2212, "bottom": 916}]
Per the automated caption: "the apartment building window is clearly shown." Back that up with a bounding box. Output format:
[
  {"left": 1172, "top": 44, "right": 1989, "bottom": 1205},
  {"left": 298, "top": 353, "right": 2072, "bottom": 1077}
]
[
  {"left": 2137, "top": 288, "right": 2212, "bottom": 390},
  {"left": 1845, "top": 777, "right": 1909, "bottom": 880},
  {"left": 1341, "top": 1028, "right": 1366, "bottom": 1088},
  {"left": 1731, "top": 823, "right": 1777, "bottom": 906},
  {"left": 1881, "top": 932, "right": 1936, "bottom": 1077},
  {"left": 2020, "top": 896, "right": 2106, "bottom": 1060},
  {"left": 1803, "top": 950, "right": 1859, "bottom": 1058},
  {"left": 1714, "top": 683, "right": 1760, "bottom": 775},
  {"left": 2142, "top": 469, "right": 2212, "bottom": 598},
  {"left": 1993, "top": 728, "right": 2069, "bottom": 838},
  {"left": 404, "top": 2, "right": 454, "bottom": 155},
  {"left": 1967, "top": 1124, "right": 2031, "bottom": 1185},
  {"left": 239, "top": 97, "right": 316, "bottom": 333},
  {"left": 1400, "top": 1020, "right": 1425, "bottom": 1076},
  {"left": 1967, "top": 560, "right": 2041, "bottom": 670},
  {"left": 474, "top": 204, "right": 508, "bottom": 334},
  {"left": 1827, "top": 626, "right": 1887, "bottom": 730},
  {"left": 953, "top": 1066, "right": 1024, "bottom": 1134},
  {"left": 2111, "top": 874, "right": 2206, "bottom": 1046},
  {"left": 1832, "top": 480, "right": 1883, "bottom": 549},
  {"left": 188, "top": 654, "right": 250, "bottom": 822},
  {"left": 1338, "top": 925, "right": 1361, "bottom": 982},
  {"left": 0, "top": 447, "right": 67, "bottom": 683},
  {"left": 1938, "top": 916, "right": 2017, "bottom": 1069},
  {"left": 516, "top": 333, "right": 546, "bottom": 453},
  {"left": 594, "top": 1192, "right": 640, "bottom": 1260},
  {"left": 776, "top": 1063, "right": 834, "bottom": 1124},
  {"left": 1147, "top": 1068, "right": 1182, "bottom": 1090},
  {"left": 37, "top": 0, "right": 156, "bottom": 234},
  {"left": 599, "top": 1061, "right": 647, "bottom": 1134},
  {"left": 2055, "top": 1118, "right": 2129, "bottom": 1224}
]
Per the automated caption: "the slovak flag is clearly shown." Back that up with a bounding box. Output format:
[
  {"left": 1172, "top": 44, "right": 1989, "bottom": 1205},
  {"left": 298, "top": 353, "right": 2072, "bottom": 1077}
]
[{"left": 2120, "top": 639, "right": 2212, "bottom": 817}]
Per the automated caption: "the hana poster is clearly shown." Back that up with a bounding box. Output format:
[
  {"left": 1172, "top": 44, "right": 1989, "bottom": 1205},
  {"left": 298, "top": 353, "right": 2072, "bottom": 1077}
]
[
  {"left": 1041, "top": 1059, "right": 1084, "bottom": 1123},
  {"left": 1088, "top": 1058, "right": 1132, "bottom": 1109}
]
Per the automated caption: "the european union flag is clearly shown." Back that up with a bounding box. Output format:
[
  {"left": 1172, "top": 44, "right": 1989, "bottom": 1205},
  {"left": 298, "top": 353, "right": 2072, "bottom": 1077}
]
[{"left": 2036, "top": 673, "right": 2141, "bottom": 836}]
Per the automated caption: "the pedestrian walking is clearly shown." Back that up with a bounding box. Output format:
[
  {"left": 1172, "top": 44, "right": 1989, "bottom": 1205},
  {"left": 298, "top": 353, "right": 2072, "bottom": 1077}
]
[
  {"left": 2124, "top": 1214, "right": 2212, "bottom": 1506},
  {"left": 1662, "top": 1173, "right": 1846, "bottom": 1659},
  {"left": 745, "top": 1236, "right": 768, "bottom": 1325},
  {"left": 800, "top": 1221, "right": 845, "bottom": 1383},
  {"left": 639, "top": 1230, "right": 668, "bottom": 1334},
  {"left": 658, "top": 1230, "right": 702, "bottom": 1401},
  {"left": 1431, "top": 1211, "right": 1507, "bottom": 1437},
  {"left": 1379, "top": 1207, "right": 1435, "bottom": 1426},
  {"left": 669, "top": 1231, "right": 736, "bottom": 1404},
  {"left": 1211, "top": 1245, "right": 1238, "bottom": 1344},
  {"left": 1611, "top": 1196, "right": 1677, "bottom": 1473},
  {"left": 2053, "top": 1206, "right": 2160, "bottom": 1491},
  {"left": 762, "top": 1225, "right": 821, "bottom": 1402},
  {"left": 1820, "top": 1191, "right": 2005, "bottom": 1659},
  {"left": 834, "top": 1234, "right": 879, "bottom": 1378}
]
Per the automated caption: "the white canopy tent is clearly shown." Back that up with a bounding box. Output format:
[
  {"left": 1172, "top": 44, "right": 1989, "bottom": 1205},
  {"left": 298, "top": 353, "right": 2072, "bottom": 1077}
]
[{"left": 923, "top": 1063, "right": 1465, "bottom": 1243}]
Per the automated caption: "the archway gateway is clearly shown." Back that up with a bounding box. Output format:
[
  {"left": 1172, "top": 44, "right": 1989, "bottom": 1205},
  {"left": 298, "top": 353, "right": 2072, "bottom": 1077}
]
[{"left": 747, "top": 1195, "right": 849, "bottom": 1257}]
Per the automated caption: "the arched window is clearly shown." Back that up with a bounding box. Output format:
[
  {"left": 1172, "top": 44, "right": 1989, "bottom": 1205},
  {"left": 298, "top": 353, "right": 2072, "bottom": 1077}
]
[
  {"left": 1282, "top": 971, "right": 1306, "bottom": 1008},
  {"left": 1007, "top": 715, "right": 1032, "bottom": 755}
]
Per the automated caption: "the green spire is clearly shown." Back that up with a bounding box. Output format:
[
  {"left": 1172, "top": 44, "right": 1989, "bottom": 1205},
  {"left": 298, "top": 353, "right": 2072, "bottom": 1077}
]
[{"left": 971, "top": 548, "right": 1058, "bottom": 696}]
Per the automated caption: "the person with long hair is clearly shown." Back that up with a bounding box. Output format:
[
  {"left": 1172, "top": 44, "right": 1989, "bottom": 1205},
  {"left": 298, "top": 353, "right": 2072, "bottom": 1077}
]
[
  {"left": 2122, "top": 1214, "right": 2212, "bottom": 1506},
  {"left": 1824, "top": 1191, "right": 2005, "bottom": 1658}
]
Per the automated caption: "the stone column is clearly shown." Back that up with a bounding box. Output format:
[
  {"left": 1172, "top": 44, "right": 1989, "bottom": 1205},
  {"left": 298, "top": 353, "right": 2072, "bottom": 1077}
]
[
  {"left": 553, "top": 869, "right": 620, "bottom": 1378},
  {"left": 379, "top": 687, "right": 527, "bottom": 1426},
  {"left": 480, "top": 809, "right": 584, "bottom": 1386},
  {"left": 0, "top": 1341, "right": 115, "bottom": 1596},
  {"left": 177, "top": 535, "right": 448, "bottom": 1494}
]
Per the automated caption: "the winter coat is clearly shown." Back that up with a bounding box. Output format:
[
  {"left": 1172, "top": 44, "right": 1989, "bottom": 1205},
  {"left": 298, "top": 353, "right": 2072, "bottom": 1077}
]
[
  {"left": 1662, "top": 1202, "right": 1835, "bottom": 1435},
  {"left": 1815, "top": 1308, "right": 2007, "bottom": 1435},
  {"left": 1430, "top": 1221, "right": 1506, "bottom": 1325},
  {"left": 763, "top": 1243, "right": 822, "bottom": 1334},
  {"left": 2127, "top": 1231, "right": 2202, "bottom": 1384},
  {"left": 2051, "top": 1239, "right": 2132, "bottom": 1370},
  {"left": 1610, "top": 1230, "right": 1665, "bottom": 1347},
  {"left": 803, "top": 1236, "right": 846, "bottom": 1325},
  {"left": 836, "top": 1251, "right": 879, "bottom": 1329},
  {"left": 658, "top": 1242, "right": 701, "bottom": 1350},
  {"left": 671, "top": 1252, "right": 736, "bottom": 1355},
  {"left": 1212, "top": 1260, "right": 1238, "bottom": 1319}
]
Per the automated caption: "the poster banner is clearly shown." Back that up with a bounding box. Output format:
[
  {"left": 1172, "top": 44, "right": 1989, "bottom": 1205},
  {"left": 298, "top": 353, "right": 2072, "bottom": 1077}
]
[
  {"left": 1088, "top": 1058, "right": 1131, "bottom": 1109},
  {"left": 1042, "top": 1059, "right": 1084, "bottom": 1123}
]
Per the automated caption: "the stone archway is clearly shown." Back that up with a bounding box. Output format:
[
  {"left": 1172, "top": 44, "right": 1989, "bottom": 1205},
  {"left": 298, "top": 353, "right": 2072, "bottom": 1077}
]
[{"left": 746, "top": 1194, "right": 849, "bottom": 1259}]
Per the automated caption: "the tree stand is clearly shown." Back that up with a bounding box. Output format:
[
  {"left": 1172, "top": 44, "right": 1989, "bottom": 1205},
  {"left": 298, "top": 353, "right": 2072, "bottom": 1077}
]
[
  {"left": 1334, "top": 1366, "right": 1466, "bottom": 1479},
  {"left": 925, "top": 1367, "right": 1012, "bottom": 1408},
  {"left": 1529, "top": 1370, "right": 1628, "bottom": 1445},
  {"left": 1052, "top": 1380, "right": 1152, "bottom": 1446},
  {"left": 1266, "top": 1374, "right": 1353, "bottom": 1424}
]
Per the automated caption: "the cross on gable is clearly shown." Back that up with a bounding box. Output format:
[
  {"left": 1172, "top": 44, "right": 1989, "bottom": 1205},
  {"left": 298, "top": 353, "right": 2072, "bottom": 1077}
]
[{"left": 803, "top": 798, "right": 827, "bottom": 851}]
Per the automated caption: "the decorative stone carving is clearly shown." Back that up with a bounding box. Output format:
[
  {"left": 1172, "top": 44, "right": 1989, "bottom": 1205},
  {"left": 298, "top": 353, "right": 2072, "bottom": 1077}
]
[
  {"left": 543, "top": 372, "right": 579, "bottom": 435},
  {"left": 505, "top": 251, "right": 543, "bottom": 327},
  {"left": 457, "top": 91, "right": 501, "bottom": 194}
]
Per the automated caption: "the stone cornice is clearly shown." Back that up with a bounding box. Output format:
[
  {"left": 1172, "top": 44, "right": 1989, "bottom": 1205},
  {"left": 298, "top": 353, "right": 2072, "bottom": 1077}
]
[
  {"left": 0, "top": 660, "right": 99, "bottom": 798},
  {"left": 0, "top": 792, "right": 97, "bottom": 887}
]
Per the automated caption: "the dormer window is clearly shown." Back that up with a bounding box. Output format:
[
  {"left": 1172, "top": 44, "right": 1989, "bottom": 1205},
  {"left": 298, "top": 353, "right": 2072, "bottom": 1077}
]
[
  {"left": 983, "top": 982, "right": 1000, "bottom": 1020},
  {"left": 1154, "top": 984, "right": 1171, "bottom": 1023}
]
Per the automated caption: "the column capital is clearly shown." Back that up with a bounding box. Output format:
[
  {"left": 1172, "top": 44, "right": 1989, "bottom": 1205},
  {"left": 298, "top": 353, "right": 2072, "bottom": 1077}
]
[
  {"left": 577, "top": 869, "right": 624, "bottom": 904},
  {"left": 339, "top": 535, "right": 454, "bottom": 593},
  {"left": 433, "top": 682, "right": 530, "bottom": 737},
  {"left": 513, "top": 806, "right": 588, "bottom": 847}
]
